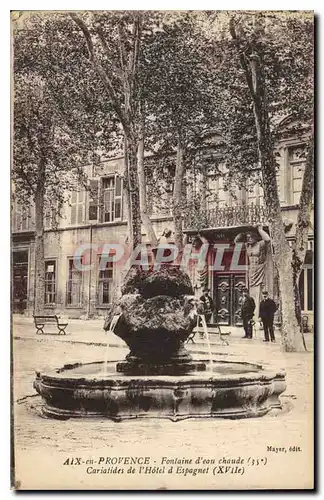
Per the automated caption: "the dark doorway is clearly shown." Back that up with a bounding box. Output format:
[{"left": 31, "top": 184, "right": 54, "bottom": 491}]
[
  {"left": 213, "top": 273, "right": 246, "bottom": 326},
  {"left": 12, "top": 250, "right": 29, "bottom": 313}
]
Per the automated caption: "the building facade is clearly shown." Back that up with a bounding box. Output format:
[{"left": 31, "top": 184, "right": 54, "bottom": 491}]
[{"left": 12, "top": 125, "right": 314, "bottom": 327}]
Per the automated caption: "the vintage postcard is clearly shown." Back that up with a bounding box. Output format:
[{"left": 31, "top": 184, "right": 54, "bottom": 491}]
[{"left": 11, "top": 9, "right": 314, "bottom": 490}]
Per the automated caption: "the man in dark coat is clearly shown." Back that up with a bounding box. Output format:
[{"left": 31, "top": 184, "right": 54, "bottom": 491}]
[
  {"left": 241, "top": 287, "right": 255, "bottom": 339},
  {"left": 259, "top": 290, "right": 277, "bottom": 342},
  {"left": 199, "top": 288, "right": 214, "bottom": 324}
]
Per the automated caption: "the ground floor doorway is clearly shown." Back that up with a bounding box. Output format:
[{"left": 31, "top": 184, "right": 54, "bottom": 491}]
[
  {"left": 213, "top": 273, "right": 246, "bottom": 326},
  {"left": 12, "top": 250, "right": 29, "bottom": 313}
]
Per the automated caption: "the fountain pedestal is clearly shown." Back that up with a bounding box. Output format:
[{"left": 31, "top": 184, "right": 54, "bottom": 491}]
[{"left": 34, "top": 360, "right": 286, "bottom": 421}]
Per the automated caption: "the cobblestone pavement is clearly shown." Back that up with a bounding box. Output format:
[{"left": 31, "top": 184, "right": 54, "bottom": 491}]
[{"left": 12, "top": 315, "right": 314, "bottom": 490}]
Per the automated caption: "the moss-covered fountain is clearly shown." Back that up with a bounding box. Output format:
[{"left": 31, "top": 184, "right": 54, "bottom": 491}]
[{"left": 34, "top": 264, "right": 286, "bottom": 421}]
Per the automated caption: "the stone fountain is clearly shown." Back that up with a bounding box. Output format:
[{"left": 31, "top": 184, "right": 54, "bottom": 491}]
[{"left": 34, "top": 264, "right": 286, "bottom": 421}]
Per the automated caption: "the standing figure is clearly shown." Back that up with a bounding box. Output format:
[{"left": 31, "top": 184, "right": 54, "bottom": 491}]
[
  {"left": 259, "top": 290, "right": 277, "bottom": 343},
  {"left": 199, "top": 287, "right": 214, "bottom": 324},
  {"left": 159, "top": 228, "right": 174, "bottom": 244},
  {"left": 234, "top": 225, "right": 271, "bottom": 322},
  {"left": 241, "top": 287, "right": 256, "bottom": 339}
]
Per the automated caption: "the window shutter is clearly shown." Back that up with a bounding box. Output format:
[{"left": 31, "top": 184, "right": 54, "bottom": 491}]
[
  {"left": 71, "top": 191, "right": 85, "bottom": 225},
  {"left": 77, "top": 190, "right": 85, "bottom": 224},
  {"left": 21, "top": 205, "right": 30, "bottom": 230},
  {"left": 14, "top": 201, "right": 22, "bottom": 231},
  {"left": 44, "top": 209, "right": 50, "bottom": 229},
  {"left": 71, "top": 191, "right": 77, "bottom": 225},
  {"left": 289, "top": 146, "right": 306, "bottom": 205},
  {"left": 114, "top": 175, "right": 123, "bottom": 220},
  {"left": 77, "top": 204, "right": 84, "bottom": 224},
  {"left": 71, "top": 205, "right": 77, "bottom": 225},
  {"left": 88, "top": 179, "right": 99, "bottom": 221},
  {"left": 52, "top": 205, "right": 57, "bottom": 227},
  {"left": 247, "top": 179, "right": 257, "bottom": 205}
]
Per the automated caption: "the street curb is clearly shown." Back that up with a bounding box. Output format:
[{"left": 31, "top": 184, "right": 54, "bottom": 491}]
[
  {"left": 14, "top": 335, "right": 112, "bottom": 348},
  {"left": 13, "top": 335, "right": 230, "bottom": 355}
]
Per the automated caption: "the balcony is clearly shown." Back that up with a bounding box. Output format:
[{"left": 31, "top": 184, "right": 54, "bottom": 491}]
[{"left": 184, "top": 204, "right": 268, "bottom": 232}]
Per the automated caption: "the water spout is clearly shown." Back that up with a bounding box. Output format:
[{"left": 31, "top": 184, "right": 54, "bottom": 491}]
[
  {"left": 109, "top": 313, "right": 122, "bottom": 333},
  {"left": 199, "top": 315, "right": 213, "bottom": 373},
  {"left": 102, "top": 313, "right": 122, "bottom": 374}
]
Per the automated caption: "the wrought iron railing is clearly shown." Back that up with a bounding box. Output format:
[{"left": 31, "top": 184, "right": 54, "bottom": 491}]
[{"left": 184, "top": 204, "right": 268, "bottom": 231}]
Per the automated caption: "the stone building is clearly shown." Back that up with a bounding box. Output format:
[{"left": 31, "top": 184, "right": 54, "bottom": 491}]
[
  {"left": 12, "top": 156, "right": 175, "bottom": 319},
  {"left": 12, "top": 120, "right": 314, "bottom": 327}
]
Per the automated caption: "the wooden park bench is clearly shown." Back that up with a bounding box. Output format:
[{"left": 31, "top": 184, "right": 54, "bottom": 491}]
[
  {"left": 33, "top": 315, "right": 68, "bottom": 335},
  {"left": 186, "top": 315, "right": 230, "bottom": 346}
]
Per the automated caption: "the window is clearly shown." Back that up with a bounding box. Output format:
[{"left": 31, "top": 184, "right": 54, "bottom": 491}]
[
  {"left": 66, "top": 259, "right": 82, "bottom": 306},
  {"left": 45, "top": 260, "right": 56, "bottom": 305},
  {"left": 70, "top": 190, "right": 85, "bottom": 225},
  {"left": 88, "top": 179, "right": 99, "bottom": 221},
  {"left": 207, "top": 176, "right": 218, "bottom": 211},
  {"left": 97, "top": 260, "right": 114, "bottom": 306},
  {"left": 217, "top": 177, "right": 228, "bottom": 207},
  {"left": 233, "top": 185, "right": 247, "bottom": 206},
  {"left": 101, "top": 176, "right": 123, "bottom": 222},
  {"left": 247, "top": 180, "right": 263, "bottom": 207},
  {"left": 289, "top": 146, "right": 306, "bottom": 205},
  {"left": 13, "top": 200, "right": 31, "bottom": 231},
  {"left": 44, "top": 204, "right": 58, "bottom": 230}
]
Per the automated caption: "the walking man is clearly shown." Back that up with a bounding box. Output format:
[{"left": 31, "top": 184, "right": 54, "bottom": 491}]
[
  {"left": 259, "top": 290, "right": 277, "bottom": 343},
  {"left": 241, "top": 287, "right": 255, "bottom": 339}
]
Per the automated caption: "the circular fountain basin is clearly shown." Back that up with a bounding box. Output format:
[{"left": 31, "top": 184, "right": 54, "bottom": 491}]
[{"left": 34, "top": 360, "right": 286, "bottom": 421}]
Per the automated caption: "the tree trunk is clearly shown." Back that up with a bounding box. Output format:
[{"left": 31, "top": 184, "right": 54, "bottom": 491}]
[
  {"left": 258, "top": 138, "right": 303, "bottom": 351},
  {"left": 125, "top": 134, "right": 142, "bottom": 249},
  {"left": 34, "top": 160, "right": 46, "bottom": 315},
  {"left": 293, "top": 139, "right": 314, "bottom": 281},
  {"left": 123, "top": 135, "right": 133, "bottom": 248},
  {"left": 173, "top": 136, "right": 185, "bottom": 251},
  {"left": 249, "top": 54, "right": 304, "bottom": 352},
  {"left": 291, "top": 138, "right": 314, "bottom": 342},
  {"left": 137, "top": 132, "right": 158, "bottom": 247}
]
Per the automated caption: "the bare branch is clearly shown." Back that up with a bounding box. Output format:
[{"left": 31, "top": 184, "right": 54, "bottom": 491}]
[
  {"left": 70, "top": 12, "right": 130, "bottom": 135},
  {"left": 117, "top": 21, "right": 129, "bottom": 76},
  {"left": 295, "top": 137, "right": 314, "bottom": 262},
  {"left": 132, "top": 13, "right": 142, "bottom": 78},
  {"left": 94, "top": 21, "right": 123, "bottom": 83},
  {"left": 229, "top": 17, "right": 256, "bottom": 103}
]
